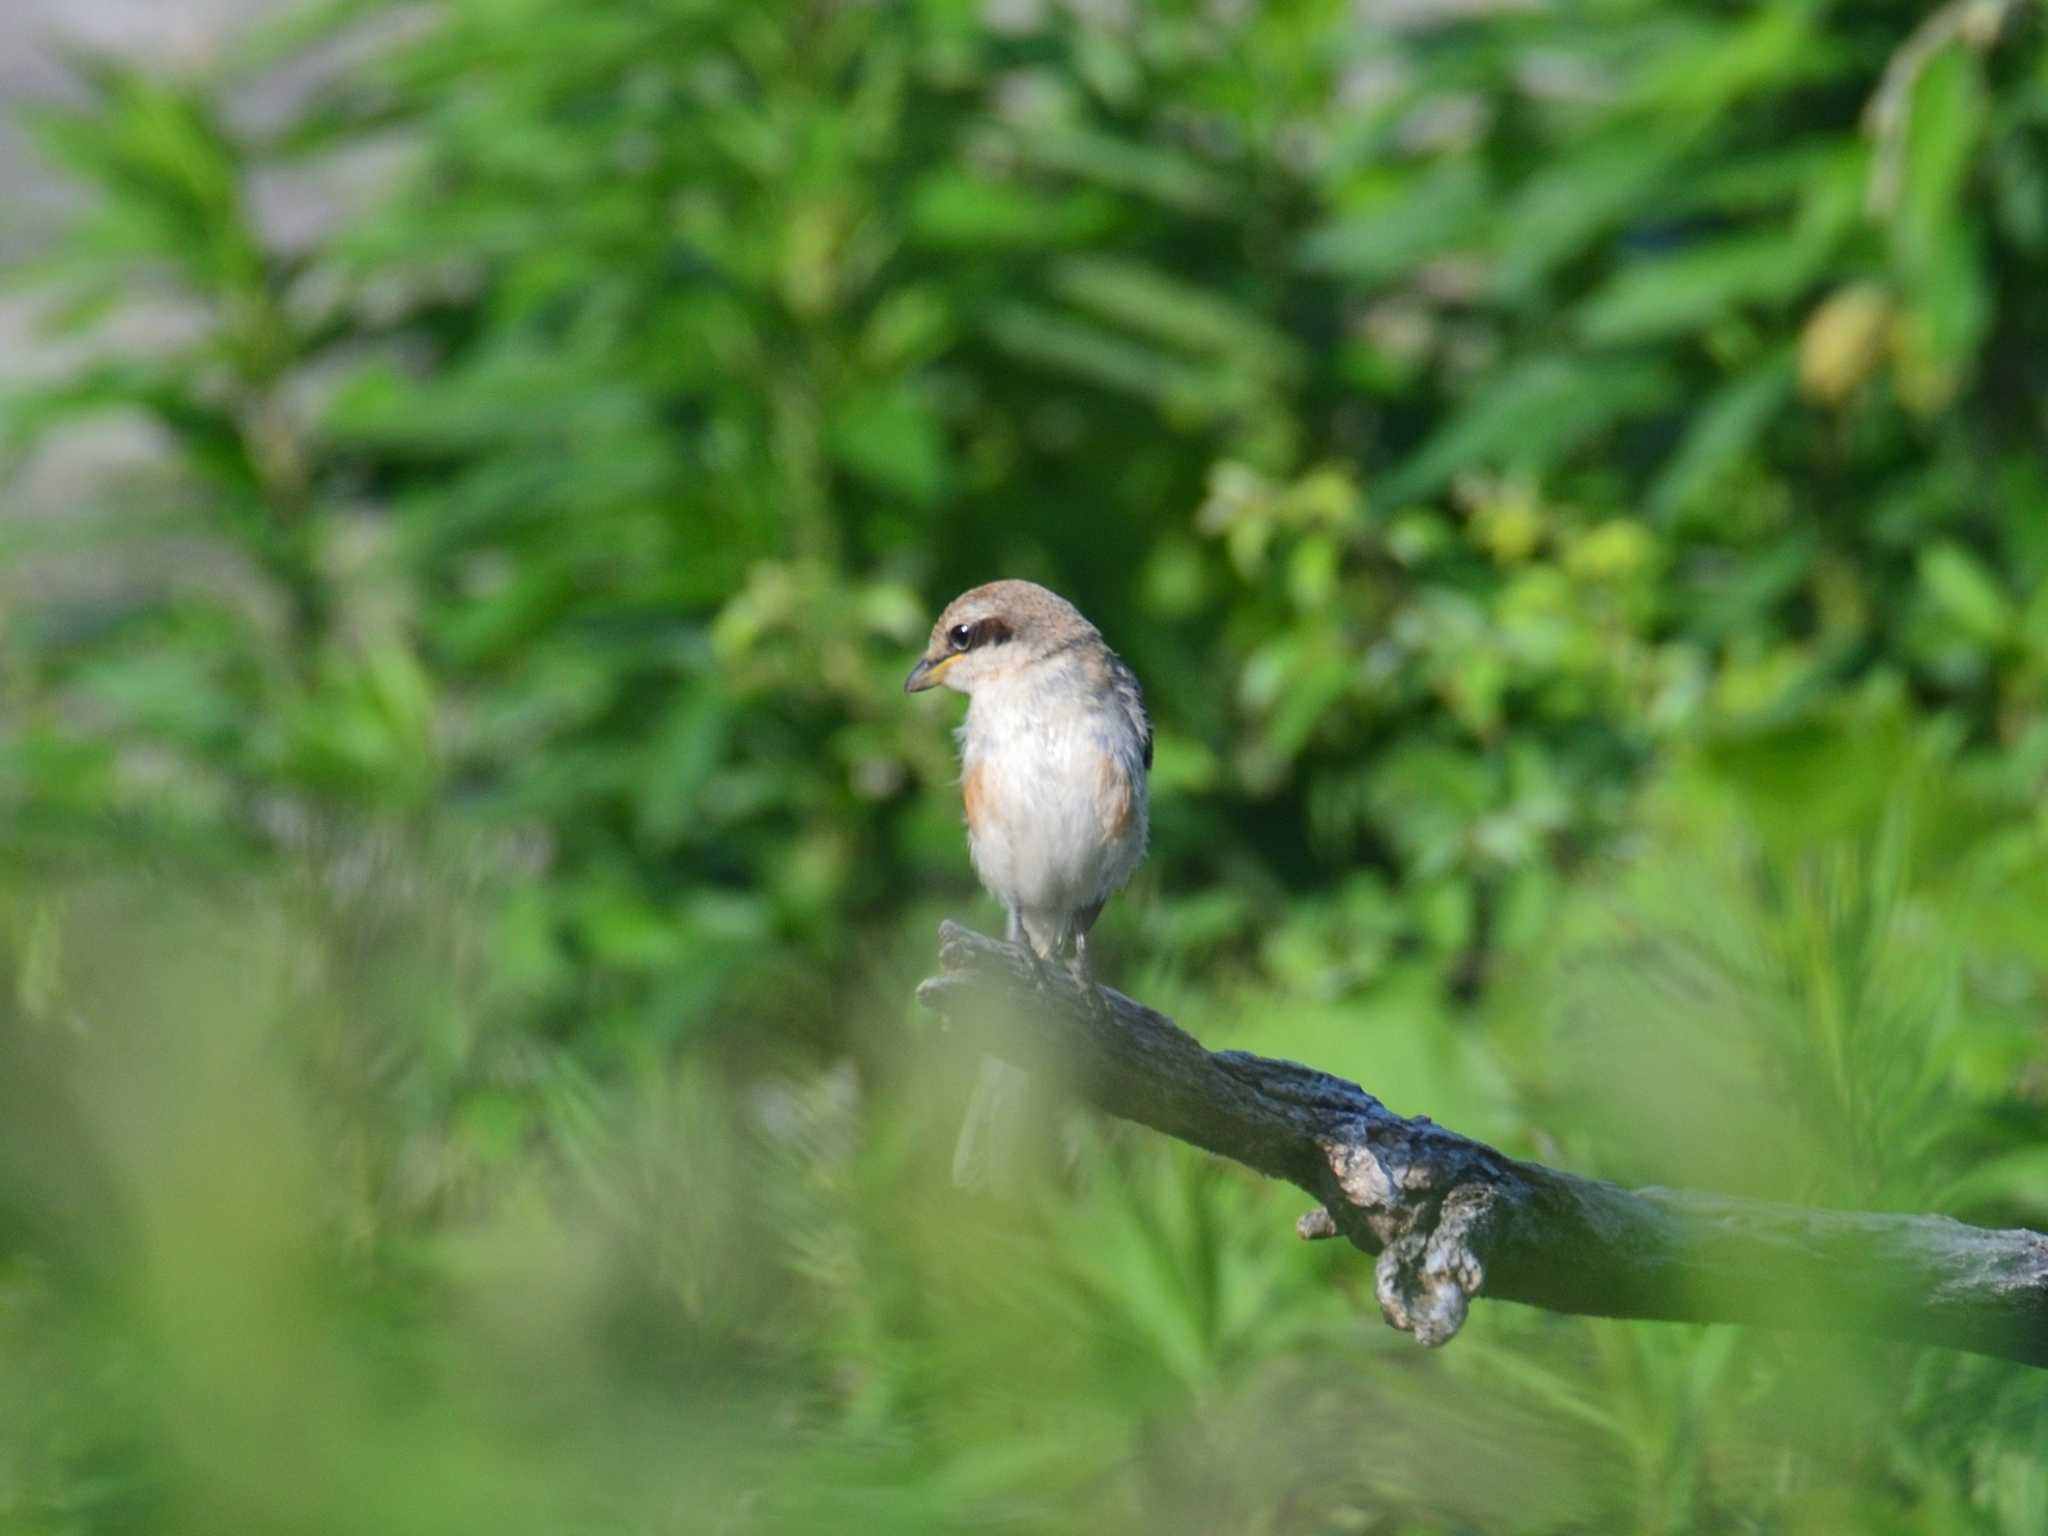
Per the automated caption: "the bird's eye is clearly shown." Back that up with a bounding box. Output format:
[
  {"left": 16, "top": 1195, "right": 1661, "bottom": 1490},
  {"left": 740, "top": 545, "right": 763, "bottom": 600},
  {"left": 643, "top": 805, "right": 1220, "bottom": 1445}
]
[{"left": 947, "top": 623, "right": 975, "bottom": 651}]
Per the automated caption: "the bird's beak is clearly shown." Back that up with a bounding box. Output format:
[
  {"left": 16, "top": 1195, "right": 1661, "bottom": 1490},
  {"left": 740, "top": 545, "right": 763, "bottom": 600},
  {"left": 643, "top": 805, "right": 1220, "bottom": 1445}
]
[{"left": 904, "top": 653, "right": 953, "bottom": 693}]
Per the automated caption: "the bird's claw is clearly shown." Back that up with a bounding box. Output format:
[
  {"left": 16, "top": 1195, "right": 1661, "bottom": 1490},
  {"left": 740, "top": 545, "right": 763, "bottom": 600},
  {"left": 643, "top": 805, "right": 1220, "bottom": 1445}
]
[
  {"left": 1020, "top": 945, "right": 1059, "bottom": 998},
  {"left": 1012, "top": 937, "right": 1112, "bottom": 1029},
  {"left": 1062, "top": 958, "right": 1115, "bottom": 1029}
]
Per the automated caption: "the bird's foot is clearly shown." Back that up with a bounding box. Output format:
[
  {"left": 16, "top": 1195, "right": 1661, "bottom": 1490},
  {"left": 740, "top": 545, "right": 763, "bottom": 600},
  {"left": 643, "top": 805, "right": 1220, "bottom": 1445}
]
[
  {"left": 1086, "top": 981, "right": 1116, "bottom": 1030},
  {"left": 1061, "top": 956, "right": 1115, "bottom": 1030},
  {"left": 1020, "top": 944, "right": 1060, "bottom": 999}
]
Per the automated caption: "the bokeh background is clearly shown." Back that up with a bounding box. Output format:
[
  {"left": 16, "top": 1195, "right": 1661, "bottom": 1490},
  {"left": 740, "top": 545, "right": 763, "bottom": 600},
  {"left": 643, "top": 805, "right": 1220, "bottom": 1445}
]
[{"left": 6, "top": 0, "right": 2048, "bottom": 1530}]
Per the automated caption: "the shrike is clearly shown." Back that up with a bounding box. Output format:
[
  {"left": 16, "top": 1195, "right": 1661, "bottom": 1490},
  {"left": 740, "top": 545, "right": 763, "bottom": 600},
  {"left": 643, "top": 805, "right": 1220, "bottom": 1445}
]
[{"left": 906, "top": 579, "right": 1151, "bottom": 1185}]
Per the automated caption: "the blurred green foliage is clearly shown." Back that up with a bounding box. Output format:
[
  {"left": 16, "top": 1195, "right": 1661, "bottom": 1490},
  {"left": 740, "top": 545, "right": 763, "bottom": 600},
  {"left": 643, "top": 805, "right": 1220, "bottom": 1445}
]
[{"left": 7, "top": 0, "right": 2048, "bottom": 1530}]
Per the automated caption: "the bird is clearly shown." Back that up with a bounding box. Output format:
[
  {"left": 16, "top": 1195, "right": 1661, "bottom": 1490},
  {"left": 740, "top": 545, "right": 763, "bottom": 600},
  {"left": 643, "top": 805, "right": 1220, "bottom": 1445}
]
[{"left": 905, "top": 579, "right": 1151, "bottom": 1187}]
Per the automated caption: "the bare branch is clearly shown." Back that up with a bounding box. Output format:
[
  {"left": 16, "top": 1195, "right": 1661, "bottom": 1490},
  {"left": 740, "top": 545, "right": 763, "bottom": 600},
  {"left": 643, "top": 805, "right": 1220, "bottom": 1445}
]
[{"left": 917, "top": 922, "right": 2048, "bottom": 1366}]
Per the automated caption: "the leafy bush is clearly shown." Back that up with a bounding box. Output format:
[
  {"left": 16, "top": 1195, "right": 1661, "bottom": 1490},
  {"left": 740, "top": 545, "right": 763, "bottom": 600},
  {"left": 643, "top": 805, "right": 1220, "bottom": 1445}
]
[{"left": 6, "top": 0, "right": 2048, "bottom": 1530}]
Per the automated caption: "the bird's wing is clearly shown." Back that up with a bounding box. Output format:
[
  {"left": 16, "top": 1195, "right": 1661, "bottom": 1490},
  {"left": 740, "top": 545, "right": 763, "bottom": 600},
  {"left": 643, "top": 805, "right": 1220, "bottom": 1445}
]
[{"left": 1108, "top": 650, "right": 1152, "bottom": 773}]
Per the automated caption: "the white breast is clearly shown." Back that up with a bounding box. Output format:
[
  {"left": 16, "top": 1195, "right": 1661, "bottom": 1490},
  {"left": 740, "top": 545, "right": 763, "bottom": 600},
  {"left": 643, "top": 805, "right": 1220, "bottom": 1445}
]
[{"left": 958, "top": 667, "right": 1148, "bottom": 932}]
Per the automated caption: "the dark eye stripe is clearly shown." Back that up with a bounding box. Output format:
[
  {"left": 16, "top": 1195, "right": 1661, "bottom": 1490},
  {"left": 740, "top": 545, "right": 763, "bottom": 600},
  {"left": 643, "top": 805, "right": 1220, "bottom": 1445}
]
[{"left": 948, "top": 618, "right": 1012, "bottom": 653}]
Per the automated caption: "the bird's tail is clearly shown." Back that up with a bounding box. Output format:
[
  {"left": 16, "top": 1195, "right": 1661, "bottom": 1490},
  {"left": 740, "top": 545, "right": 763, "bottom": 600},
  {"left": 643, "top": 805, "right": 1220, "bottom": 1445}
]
[{"left": 951, "top": 1053, "right": 1038, "bottom": 1191}]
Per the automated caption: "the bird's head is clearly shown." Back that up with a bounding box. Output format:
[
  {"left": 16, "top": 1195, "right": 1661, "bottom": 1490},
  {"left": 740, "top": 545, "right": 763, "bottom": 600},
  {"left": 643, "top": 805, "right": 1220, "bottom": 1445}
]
[{"left": 904, "top": 579, "right": 1095, "bottom": 696}]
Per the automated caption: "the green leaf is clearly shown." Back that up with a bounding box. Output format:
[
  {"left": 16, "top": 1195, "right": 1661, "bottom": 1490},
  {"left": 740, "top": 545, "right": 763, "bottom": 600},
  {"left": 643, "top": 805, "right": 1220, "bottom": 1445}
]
[
  {"left": 1649, "top": 352, "right": 1794, "bottom": 519},
  {"left": 1576, "top": 231, "right": 1823, "bottom": 345},
  {"left": 1894, "top": 43, "right": 1987, "bottom": 280},
  {"left": 1630, "top": 4, "right": 1828, "bottom": 115},
  {"left": 1890, "top": 44, "right": 1992, "bottom": 390},
  {"left": 1047, "top": 257, "right": 1301, "bottom": 377},
  {"left": 1492, "top": 137, "right": 1687, "bottom": 299},
  {"left": 1013, "top": 126, "right": 1229, "bottom": 213},
  {"left": 634, "top": 687, "right": 728, "bottom": 846},
  {"left": 1684, "top": 531, "right": 1817, "bottom": 642},
  {"left": 829, "top": 385, "right": 950, "bottom": 505},
  {"left": 1384, "top": 356, "right": 1677, "bottom": 501},
  {"left": 907, "top": 171, "right": 1116, "bottom": 248},
  {"left": 983, "top": 302, "right": 1240, "bottom": 417},
  {"left": 1920, "top": 543, "right": 2012, "bottom": 645},
  {"left": 1299, "top": 161, "right": 1491, "bottom": 282}
]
